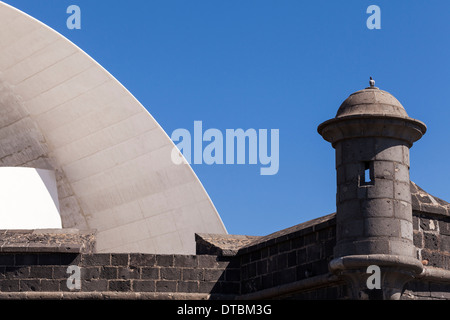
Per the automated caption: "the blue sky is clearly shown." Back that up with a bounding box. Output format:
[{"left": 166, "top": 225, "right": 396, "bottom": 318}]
[{"left": 4, "top": 0, "right": 450, "bottom": 236}]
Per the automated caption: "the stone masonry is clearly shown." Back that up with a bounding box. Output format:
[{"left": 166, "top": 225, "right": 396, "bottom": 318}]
[
  {"left": 0, "top": 191, "right": 449, "bottom": 300},
  {"left": 0, "top": 82, "right": 449, "bottom": 300},
  {"left": 0, "top": 249, "right": 239, "bottom": 299}
]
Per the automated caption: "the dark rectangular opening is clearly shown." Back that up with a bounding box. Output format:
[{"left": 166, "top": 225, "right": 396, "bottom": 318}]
[{"left": 361, "top": 161, "right": 374, "bottom": 186}]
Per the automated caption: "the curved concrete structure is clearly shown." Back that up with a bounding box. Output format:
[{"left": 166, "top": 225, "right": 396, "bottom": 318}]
[{"left": 0, "top": 1, "right": 227, "bottom": 253}]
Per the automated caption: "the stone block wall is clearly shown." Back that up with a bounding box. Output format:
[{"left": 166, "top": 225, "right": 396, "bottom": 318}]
[
  {"left": 402, "top": 211, "right": 450, "bottom": 300},
  {"left": 1, "top": 210, "right": 449, "bottom": 300},
  {"left": 0, "top": 252, "right": 240, "bottom": 299},
  {"left": 237, "top": 214, "right": 346, "bottom": 299},
  {"left": 413, "top": 211, "right": 450, "bottom": 269}
]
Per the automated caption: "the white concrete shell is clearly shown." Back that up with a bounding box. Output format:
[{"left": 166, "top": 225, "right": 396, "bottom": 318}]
[
  {"left": 0, "top": 1, "right": 227, "bottom": 254},
  {"left": 0, "top": 167, "right": 61, "bottom": 229}
]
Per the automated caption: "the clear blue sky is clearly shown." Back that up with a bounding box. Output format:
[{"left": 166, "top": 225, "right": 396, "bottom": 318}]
[{"left": 4, "top": 0, "right": 450, "bottom": 236}]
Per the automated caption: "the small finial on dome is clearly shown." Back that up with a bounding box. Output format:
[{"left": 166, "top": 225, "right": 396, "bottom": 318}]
[{"left": 369, "top": 77, "right": 375, "bottom": 87}]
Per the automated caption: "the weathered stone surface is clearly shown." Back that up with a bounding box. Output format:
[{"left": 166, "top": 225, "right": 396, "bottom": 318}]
[
  {"left": 411, "top": 181, "right": 450, "bottom": 216},
  {"left": 195, "top": 234, "right": 260, "bottom": 256},
  {"left": 335, "top": 87, "right": 408, "bottom": 118},
  {"left": 0, "top": 206, "right": 445, "bottom": 301},
  {"left": 0, "top": 229, "right": 96, "bottom": 253}
]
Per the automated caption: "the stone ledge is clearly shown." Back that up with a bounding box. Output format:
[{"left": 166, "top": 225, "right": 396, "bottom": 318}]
[
  {"left": 0, "top": 229, "right": 96, "bottom": 253},
  {"left": 0, "top": 243, "right": 82, "bottom": 253},
  {"left": 239, "top": 273, "right": 341, "bottom": 300},
  {"left": 418, "top": 266, "right": 450, "bottom": 283},
  {"left": 195, "top": 233, "right": 260, "bottom": 256},
  {"left": 0, "top": 291, "right": 235, "bottom": 300},
  {"left": 411, "top": 181, "right": 450, "bottom": 217},
  {"left": 238, "top": 213, "right": 336, "bottom": 254},
  {"left": 329, "top": 254, "right": 424, "bottom": 274}
]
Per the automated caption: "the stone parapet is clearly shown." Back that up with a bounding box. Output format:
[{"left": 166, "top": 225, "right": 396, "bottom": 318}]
[{"left": 0, "top": 229, "right": 96, "bottom": 253}]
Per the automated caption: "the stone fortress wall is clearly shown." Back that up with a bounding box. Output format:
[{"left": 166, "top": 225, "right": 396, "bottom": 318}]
[{"left": 0, "top": 194, "right": 449, "bottom": 300}]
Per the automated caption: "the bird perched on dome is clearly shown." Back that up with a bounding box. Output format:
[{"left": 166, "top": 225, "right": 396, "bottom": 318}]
[{"left": 369, "top": 77, "right": 375, "bottom": 87}]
